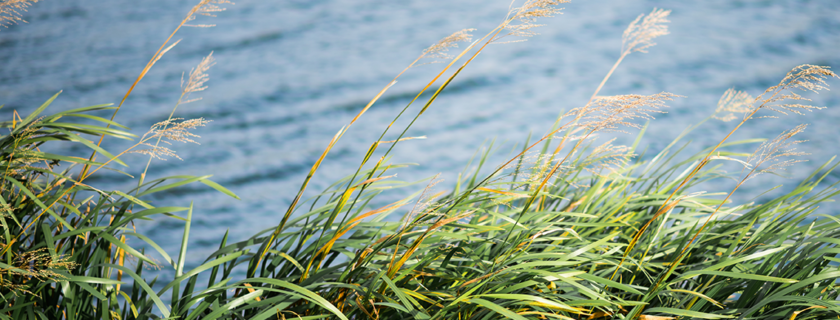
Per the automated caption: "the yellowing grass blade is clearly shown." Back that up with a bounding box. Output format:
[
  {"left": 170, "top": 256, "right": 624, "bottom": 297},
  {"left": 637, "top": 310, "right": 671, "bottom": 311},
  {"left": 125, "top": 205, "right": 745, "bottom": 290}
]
[
  {"left": 477, "top": 187, "right": 530, "bottom": 198},
  {"left": 352, "top": 174, "right": 396, "bottom": 188}
]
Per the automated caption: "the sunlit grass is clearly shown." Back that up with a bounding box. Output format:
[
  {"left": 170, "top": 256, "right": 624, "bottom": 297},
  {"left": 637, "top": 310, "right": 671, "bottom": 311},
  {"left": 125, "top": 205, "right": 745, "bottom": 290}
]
[{"left": 2, "top": 1, "right": 839, "bottom": 319}]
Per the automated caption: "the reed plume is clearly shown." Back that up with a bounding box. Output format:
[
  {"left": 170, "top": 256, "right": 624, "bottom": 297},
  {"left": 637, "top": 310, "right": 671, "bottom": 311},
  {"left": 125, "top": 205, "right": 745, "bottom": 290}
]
[
  {"left": 755, "top": 64, "right": 836, "bottom": 117},
  {"left": 713, "top": 88, "right": 754, "bottom": 122},
  {"left": 133, "top": 118, "right": 210, "bottom": 161},
  {"left": 186, "top": 0, "right": 233, "bottom": 27},
  {"left": 137, "top": 52, "right": 215, "bottom": 189},
  {"left": 181, "top": 52, "right": 216, "bottom": 102},
  {"left": 622, "top": 8, "right": 671, "bottom": 54},
  {"left": 499, "top": 0, "right": 568, "bottom": 40},
  {"left": 0, "top": 0, "right": 38, "bottom": 28},
  {"left": 579, "top": 92, "right": 679, "bottom": 133},
  {"left": 421, "top": 29, "right": 476, "bottom": 62},
  {"left": 741, "top": 124, "right": 809, "bottom": 180},
  {"left": 80, "top": 0, "right": 232, "bottom": 181},
  {"left": 580, "top": 138, "right": 634, "bottom": 176}
]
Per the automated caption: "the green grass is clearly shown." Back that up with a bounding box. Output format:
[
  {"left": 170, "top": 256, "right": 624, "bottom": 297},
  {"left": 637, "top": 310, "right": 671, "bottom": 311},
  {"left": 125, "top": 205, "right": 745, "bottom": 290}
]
[{"left": 2, "top": 1, "right": 840, "bottom": 319}]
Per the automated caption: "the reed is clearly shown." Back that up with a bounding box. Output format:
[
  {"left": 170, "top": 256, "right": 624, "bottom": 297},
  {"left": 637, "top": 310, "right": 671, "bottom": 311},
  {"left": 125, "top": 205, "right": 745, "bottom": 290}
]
[{"left": 2, "top": 1, "right": 839, "bottom": 319}]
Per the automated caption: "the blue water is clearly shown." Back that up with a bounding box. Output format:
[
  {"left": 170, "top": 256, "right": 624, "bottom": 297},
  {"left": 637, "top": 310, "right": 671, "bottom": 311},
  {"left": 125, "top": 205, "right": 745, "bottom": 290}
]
[{"left": 2, "top": 0, "right": 840, "bottom": 264}]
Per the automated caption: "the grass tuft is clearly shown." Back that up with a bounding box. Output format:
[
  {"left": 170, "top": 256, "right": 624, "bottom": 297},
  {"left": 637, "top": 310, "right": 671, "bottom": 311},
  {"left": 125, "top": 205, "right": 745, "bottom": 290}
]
[{"left": 2, "top": 1, "right": 840, "bottom": 320}]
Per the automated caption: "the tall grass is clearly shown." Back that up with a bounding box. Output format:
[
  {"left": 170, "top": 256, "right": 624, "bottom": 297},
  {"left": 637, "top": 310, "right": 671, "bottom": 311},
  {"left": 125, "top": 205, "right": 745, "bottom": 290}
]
[{"left": 2, "top": 0, "right": 840, "bottom": 319}]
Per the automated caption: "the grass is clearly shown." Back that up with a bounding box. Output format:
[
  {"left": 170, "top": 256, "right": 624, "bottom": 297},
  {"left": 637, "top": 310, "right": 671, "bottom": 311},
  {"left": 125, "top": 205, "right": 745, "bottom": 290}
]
[{"left": 2, "top": 0, "right": 840, "bottom": 319}]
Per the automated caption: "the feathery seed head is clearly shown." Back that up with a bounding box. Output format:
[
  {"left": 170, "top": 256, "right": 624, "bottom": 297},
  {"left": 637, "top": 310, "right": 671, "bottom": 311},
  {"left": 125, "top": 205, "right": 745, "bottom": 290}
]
[
  {"left": 422, "top": 29, "right": 476, "bottom": 60},
  {"left": 503, "top": 0, "right": 568, "bottom": 39},
  {"left": 771, "top": 64, "right": 837, "bottom": 94},
  {"left": 133, "top": 144, "right": 180, "bottom": 161},
  {"left": 512, "top": 0, "right": 567, "bottom": 22},
  {"left": 134, "top": 118, "right": 210, "bottom": 160},
  {"left": 744, "top": 124, "right": 809, "bottom": 180},
  {"left": 186, "top": 0, "right": 233, "bottom": 27},
  {"left": 403, "top": 174, "right": 444, "bottom": 226},
  {"left": 713, "top": 89, "right": 754, "bottom": 122},
  {"left": 581, "top": 139, "right": 634, "bottom": 176},
  {"left": 622, "top": 8, "right": 671, "bottom": 54},
  {"left": 757, "top": 65, "right": 837, "bottom": 116},
  {"left": 578, "top": 92, "right": 679, "bottom": 133},
  {"left": 182, "top": 52, "right": 216, "bottom": 102},
  {"left": 0, "top": 0, "right": 38, "bottom": 28},
  {"left": 150, "top": 118, "right": 209, "bottom": 144}
]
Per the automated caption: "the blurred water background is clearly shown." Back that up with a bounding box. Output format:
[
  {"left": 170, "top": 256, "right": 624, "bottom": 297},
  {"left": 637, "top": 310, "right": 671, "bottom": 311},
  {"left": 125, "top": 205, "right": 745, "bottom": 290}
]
[{"left": 2, "top": 0, "right": 839, "bottom": 266}]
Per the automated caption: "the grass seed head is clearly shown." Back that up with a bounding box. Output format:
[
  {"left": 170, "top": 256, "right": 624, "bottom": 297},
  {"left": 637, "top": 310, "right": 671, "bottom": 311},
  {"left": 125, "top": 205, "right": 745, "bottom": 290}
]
[
  {"left": 503, "top": 0, "right": 569, "bottom": 39},
  {"left": 149, "top": 117, "right": 210, "bottom": 144},
  {"left": 512, "top": 0, "right": 568, "bottom": 22},
  {"left": 581, "top": 138, "right": 634, "bottom": 177},
  {"left": 622, "top": 8, "right": 671, "bottom": 54},
  {"left": 406, "top": 174, "right": 444, "bottom": 220},
  {"left": 713, "top": 89, "right": 754, "bottom": 122},
  {"left": 1, "top": 248, "right": 76, "bottom": 296},
  {"left": 0, "top": 0, "right": 38, "bottom": 28},
  {"left": 186, "top": 0, "right": 233, "bottom": 27},
  {"left": 182, "top": 52, "right": 216, "bottom": 99},
  {"left": 744, "top": 124, "right": 809, "bottom": 180},
  {"left": 133, "top": 118, "right": 210, "bottom": 160},
  {"left": 422, "top": 29, "right": 476, "bottom": 61},
  {"left": 757, "top": 65, "right": 838, "bottom": 116},
  {"left": 579, "top": 92, "right": 679, "bottom": 134}
]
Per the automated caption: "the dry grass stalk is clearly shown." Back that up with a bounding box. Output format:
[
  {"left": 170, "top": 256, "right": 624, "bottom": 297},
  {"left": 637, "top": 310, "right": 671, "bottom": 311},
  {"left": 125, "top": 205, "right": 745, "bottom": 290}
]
[
  {"left": 81, "top": 0, "right": 231, "bottom": 181},
  {"left": 139, "top": 52, "right": 216, "bottom": 188},
  {"left": 585, "top": 8, "right": 670, "bottom": 109},
  {"left": 0, "top": 0, "right": 38, "bottom": 28}
]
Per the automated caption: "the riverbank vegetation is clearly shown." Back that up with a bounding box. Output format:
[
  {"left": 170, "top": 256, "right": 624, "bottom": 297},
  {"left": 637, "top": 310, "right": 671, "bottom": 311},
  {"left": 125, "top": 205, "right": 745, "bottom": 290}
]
[{"left": 2, "top": 0, "right": 839, "bottom": 319}]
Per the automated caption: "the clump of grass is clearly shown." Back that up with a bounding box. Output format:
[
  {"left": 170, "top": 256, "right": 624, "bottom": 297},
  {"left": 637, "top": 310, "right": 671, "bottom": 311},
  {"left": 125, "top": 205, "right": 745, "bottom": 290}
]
[{"left": 3, "top": 1, "right": 840, "bottom": 320}]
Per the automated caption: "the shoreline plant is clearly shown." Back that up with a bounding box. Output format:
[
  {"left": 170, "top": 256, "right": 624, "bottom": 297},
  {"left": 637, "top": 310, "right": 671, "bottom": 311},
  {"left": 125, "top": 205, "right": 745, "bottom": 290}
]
[{"left": 2, "top": 0, "right": 839, "bottom": 319}]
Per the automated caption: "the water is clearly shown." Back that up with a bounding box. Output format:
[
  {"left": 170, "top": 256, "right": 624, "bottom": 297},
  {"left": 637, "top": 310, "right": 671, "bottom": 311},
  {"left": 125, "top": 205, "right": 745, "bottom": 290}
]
[{"left": 2, "top": 0, "right": 839, "bottom": 265}]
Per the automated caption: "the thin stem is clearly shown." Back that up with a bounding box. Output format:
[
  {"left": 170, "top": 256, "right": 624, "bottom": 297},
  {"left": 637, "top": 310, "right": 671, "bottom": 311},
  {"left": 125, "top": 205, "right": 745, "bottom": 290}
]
[{"left": 136, "top": 92, "right": 187, "bottom": 194}]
